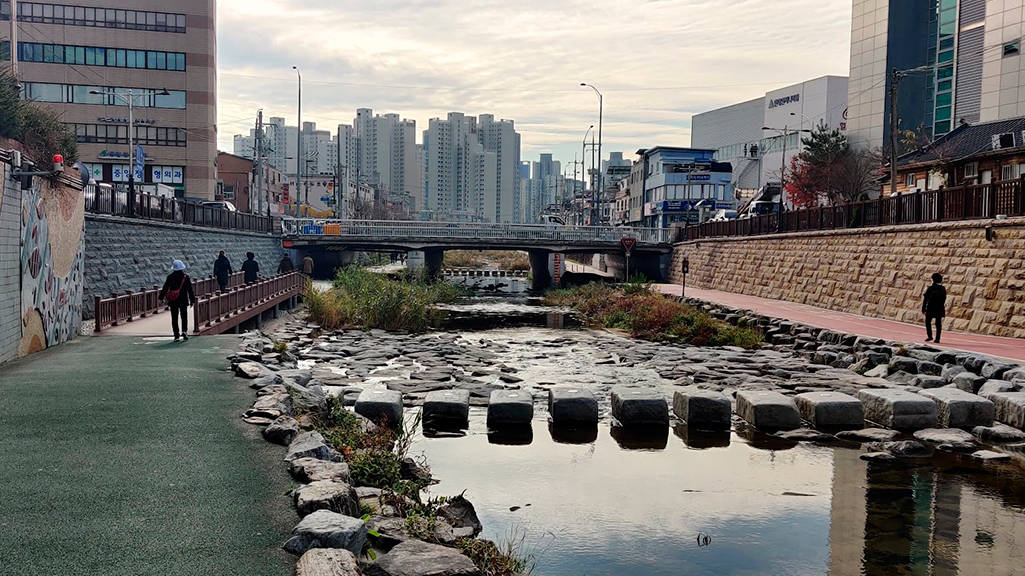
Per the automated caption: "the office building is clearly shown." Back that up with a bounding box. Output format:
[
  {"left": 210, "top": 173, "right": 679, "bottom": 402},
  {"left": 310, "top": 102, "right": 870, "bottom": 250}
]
[
  {"left": 846, "top": 0, "right": 1025, "bottom": 151},
  {"left": 3, "top": 0, "right": 217, "bottom": 200},
  {"left": 631, "top": 146, "right": 735, "bottom": 229},
  {"left": 691, "top": 76, "right": 849, "bottom": 193}
]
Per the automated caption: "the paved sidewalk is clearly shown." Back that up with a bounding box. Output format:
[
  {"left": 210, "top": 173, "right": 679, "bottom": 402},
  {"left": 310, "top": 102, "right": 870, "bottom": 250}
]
[
  {"left": 655, "top": 284, "right": 1025, "bottom": 363},
  {"left": 0, "top": 336, "right": 294, "bottom": 576}
]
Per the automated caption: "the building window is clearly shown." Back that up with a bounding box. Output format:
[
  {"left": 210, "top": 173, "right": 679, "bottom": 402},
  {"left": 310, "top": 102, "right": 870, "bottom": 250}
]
[
  {"left": 67, "top": 123, "right": 187, "bottom": 147},
  {"left": 0, "top": 1, "right": 185, "bottom": 33},
  {"left": 1005, "top": 40, "right": 1021, "bottom": 57},
  {"left": 905, "top": 173, "right": 915, "bottom": 188},
  {"left": 964, "top": 162, "right": 978, "bottom": 179},
  {"left": 21, "top": 82, "right": 186, "bottom": 109},
  {"left": 1001, "top": 164, "right": 1015, "bottom": 181},
  {"left": 4, "top": 42, "right": 185, "bottom": 71}
]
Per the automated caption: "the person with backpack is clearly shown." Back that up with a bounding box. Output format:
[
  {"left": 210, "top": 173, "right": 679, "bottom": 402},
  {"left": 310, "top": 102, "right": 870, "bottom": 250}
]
[
  {"left": 213, "top": 250, "right": 233, "bottom": 292},
  {"left": 241, "top": 252, "right": 260, "bottom": 284},
  {"left": 922, "top": 272, "right": 947, "bottom": 344},
  {"left": 158, "top": 259, "right": 196, "bottom": 342}
]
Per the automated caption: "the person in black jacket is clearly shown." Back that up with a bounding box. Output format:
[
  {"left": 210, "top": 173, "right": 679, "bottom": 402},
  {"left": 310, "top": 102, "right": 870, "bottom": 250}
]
[
  {"left": 213, "top": 250, "right": 232, "bottom": 292},
  {"left": 277, "top": 254, "right": 294, "bottom": 274},
  {"left": 158, "top": 259, "right": 196, "bottom": 342},
  {"left": 241, "top": 252, "right": 260, "bottom": 284},
  {"left": 922, "top": 272, "right": 947, "bottom": 344}
]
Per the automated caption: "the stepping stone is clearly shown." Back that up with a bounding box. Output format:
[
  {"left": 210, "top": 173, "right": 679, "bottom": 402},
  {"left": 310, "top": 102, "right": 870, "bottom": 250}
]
[
  {"left": 486, "top": 390, "right": 534, "bottom": 427},
  {"left": 857, "top": 389, "right": 937, "bottom": 430},
  {"left": 355, "top": 389, "right": 403, "bottom": 427},
  {"left": 611, "top": 387, "right": 669, "bottom": 427},
  {"left": 423, "top": 389, "right": 470, "bottom": 430},
  {"left": 672, "top": 387, "right": 731, "bottom": 431},
  {"left": 283, "top": 510, "right": 367, "bottom": 556},
  {"left": 989, "top": 392, "right": 1025, "bottom": 429},
  {"left": 735, "top": 390, "right": 801, "bottom": 431},
  {"left": 794, "top": 391, "right": 864, "bottom": 430},
  {"left": 918, "top": 388, "right": 994, "bottom": 428},
  {"left": 548, "top": 386, "right": 598, "bottom": 425}
]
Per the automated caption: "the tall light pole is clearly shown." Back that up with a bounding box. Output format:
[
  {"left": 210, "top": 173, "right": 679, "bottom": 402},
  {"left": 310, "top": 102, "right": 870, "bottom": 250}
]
[
  {"left": 763, "top": 124, "right": 811, "bottom": 232},
  {"left": 581, "top": 83, "right": 603, "bottom": 225},
  {"left": 582, "top": 125, "right": 593, "bottom": 224},
  {"left": 91, "top": 87, "right": 170, "bottom": 215},
  {"left": 293, "top": 65, "right": 302, "bottom": 216}
]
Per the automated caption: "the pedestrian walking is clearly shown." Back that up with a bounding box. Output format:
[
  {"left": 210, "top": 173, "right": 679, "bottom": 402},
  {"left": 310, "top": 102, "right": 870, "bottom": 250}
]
[
  {"left": 922, "top": 272, "right": 947, "bottom": 344},
  {"left": 302, "top": 254, "right": 314, "bottom": 275},
  {"left": 277, "top": 254, "right": 294, "bottom": 274},
  {"left": 213, "top": 250, "right": 232, "bottom": 292},
  {"left": 158, "top": 259, "right": 196, "bottom": 342},
  {"left": 241, "top": 251, "right": 260, "bottom": 284}
]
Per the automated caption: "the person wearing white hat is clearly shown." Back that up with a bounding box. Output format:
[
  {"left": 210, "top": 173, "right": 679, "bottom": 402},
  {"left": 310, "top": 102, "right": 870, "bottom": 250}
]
[{"left": 158, "top": 259, "right": 196, "bottom": 341}]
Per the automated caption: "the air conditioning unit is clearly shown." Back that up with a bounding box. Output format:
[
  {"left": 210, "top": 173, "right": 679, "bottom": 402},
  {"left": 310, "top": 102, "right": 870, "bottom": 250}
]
[{"left": 992, "top": 133, "right": 1016, "bottom": 150}]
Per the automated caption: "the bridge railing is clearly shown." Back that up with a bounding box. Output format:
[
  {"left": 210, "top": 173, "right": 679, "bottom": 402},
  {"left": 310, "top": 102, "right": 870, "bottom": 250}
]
[
  {"left": 683, "top": 177, "right": 1025, "bottom": 241},
  {"left": 193, "top": 271, "right": 305, "bottom": 332},
  {"left": 85, "top": 185, "right": 278, "bottom": 233},
  {"left": 281, "top": 219, "right": 672, "bottom": 244},
  {"left": 93, "top": 271, "right": 245, "bottom": 332}
]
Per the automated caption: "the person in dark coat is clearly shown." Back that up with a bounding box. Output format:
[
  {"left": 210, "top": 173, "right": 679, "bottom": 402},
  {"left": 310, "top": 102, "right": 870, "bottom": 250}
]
[
  {"left": 277, "top": 254, "right": 294, "bottom": 274},
  {"left": 158, "top": 259, "right": 196, "bottom": 342},
  {"left": 922, "top": 272, "right": 947, "bottom": 344},
  {"left": 241, "top": 251, "right": 260, "bottom": 284},
  {"left": 213, "top": 250, "right": 232, "bottom": 292}
]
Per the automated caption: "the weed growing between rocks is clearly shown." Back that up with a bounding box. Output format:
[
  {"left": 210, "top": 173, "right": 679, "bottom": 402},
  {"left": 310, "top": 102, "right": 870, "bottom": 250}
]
[
  {"left": 545, "top": 283, "right": 763, "bottom": 348},
  {"left": 305, "top": 267, "right": 467, "bottom": 331},
  {"left": 457, "top": 535, "right": 535, "bottom": 576}
]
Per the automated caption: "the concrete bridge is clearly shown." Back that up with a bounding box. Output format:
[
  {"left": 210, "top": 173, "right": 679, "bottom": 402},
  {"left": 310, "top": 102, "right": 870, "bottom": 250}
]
[{"left": 280, "top": 219, "right": 674, "bottom": 288}]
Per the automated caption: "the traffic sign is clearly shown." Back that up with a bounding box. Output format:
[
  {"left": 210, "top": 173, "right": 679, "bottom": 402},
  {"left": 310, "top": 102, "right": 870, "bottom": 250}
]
[{"left": 621, "top": 236, "right": 637, "bottom": 254}]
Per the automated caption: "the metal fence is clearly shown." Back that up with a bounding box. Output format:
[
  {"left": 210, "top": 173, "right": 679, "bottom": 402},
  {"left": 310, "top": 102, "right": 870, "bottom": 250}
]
[
  {"left": 85, "top": 185, "right": 277, "bottom": 233},
  {"left": 94, "top": 271, "right": 245, "bottom": 332},
  {"left": 684, "top": 177, "right": 1025, "bottom": 241},
  {"left": 282, "top": 218, "right": 672, "bottom": 245},
  {"left": 193, "top": 271, "right": 304, "bottom": 333}
]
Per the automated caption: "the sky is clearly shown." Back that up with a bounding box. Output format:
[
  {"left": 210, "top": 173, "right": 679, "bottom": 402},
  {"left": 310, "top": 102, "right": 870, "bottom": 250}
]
[{"left": 217, "top": 0, "right": 853, "bottom": 169}]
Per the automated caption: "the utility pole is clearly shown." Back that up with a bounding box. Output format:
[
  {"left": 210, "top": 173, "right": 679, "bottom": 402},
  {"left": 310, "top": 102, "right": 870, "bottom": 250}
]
[
  {"left": 10, "top": 0, "right": 17, "bottom": 76},
  {"left": 292, "top": 66, "right": 302, "bottom": 216},
  {"left": 889, "top": 67, "right": 900, "bottom": 199},
  {"left": 255, "top": 109, "right": 264, "bottom": 215},
  {"left": 334, "top": 124, "right": 342, "bottom": 219}
]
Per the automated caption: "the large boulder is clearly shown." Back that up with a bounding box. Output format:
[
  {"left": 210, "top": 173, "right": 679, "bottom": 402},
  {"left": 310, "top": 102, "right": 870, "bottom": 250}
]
[
  {"left": 294, "top": 480, "right": 360, "bottom": 518},
  {"left": 989, "top": 392, "right": 1025, "bottom": 429},
  {"left": 283, "top": 510, "right": 368, "bottom": 556},
  {"left": 296, "top": 549, "right": 362, "bottom": 576},
  {"left": 235, "top": 361, "right": 266, "bottom": 379},
  {"left": 888, "top": 356, "right": 919, "bottom": 374},
  {"left": 972, "top": 422, "right": 1025, "bottom": 442},
  {"left": 364, "top": 540, "right": 479, "bottom": 576},
  {"left": 263, "top": 416, "right": 301, "bottom": 445},
  {"left": 978, "top": 380, "right": 1019, "bottom": 399},
  {"left": 247, "top": 393, "right": 295, "bottom": 420},
  {"left": 286, "top": 432, "right": 343, "bottom": 463}
]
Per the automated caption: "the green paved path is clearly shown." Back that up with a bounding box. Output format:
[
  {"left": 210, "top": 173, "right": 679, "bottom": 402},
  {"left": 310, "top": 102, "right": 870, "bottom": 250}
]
[{"left": 0, "top": 336, "right": 295, "bottom": 576}]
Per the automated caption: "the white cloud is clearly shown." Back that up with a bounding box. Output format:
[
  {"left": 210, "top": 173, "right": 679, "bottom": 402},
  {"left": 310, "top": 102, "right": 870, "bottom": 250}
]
[{"left": 217, "top": 0, "right": 851, "bottom": 163}]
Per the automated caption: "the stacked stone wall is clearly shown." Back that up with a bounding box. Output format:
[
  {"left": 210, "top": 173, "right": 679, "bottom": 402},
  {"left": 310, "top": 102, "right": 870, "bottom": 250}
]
[
  {"left": 670, "top": 218, "right": 1025, "bottom": 339},
  {"left": 84, "top": 215, "right": 286, "bottom": 318}
]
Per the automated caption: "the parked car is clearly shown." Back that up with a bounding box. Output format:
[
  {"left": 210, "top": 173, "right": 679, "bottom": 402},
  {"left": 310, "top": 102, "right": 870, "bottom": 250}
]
[{"left": 201, "top": 200, "right": 237, "bottom": 212}]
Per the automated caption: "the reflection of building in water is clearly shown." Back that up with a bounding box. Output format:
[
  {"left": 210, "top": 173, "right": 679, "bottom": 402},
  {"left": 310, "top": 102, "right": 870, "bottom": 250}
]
[{"left": 829, "top": 448, "right": 1025, "bottom": 576}]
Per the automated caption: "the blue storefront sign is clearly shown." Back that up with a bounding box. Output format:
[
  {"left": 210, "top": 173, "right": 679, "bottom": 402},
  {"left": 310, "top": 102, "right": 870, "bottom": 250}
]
[
  {"left": 301, "top": 224, "right": 324, "bottom": 235},
  {"left": 662, "top": 200, "right": 693, "bottom": 211},
  {"left": 686, "top": 173, "right": 711, "bottom": 181}
]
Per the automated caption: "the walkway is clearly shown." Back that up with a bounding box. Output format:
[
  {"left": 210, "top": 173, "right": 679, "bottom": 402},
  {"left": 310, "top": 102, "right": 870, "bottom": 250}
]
[
  {"left": 655, "top": 284, "right": 1025, "bottom": 363},
  {"left": 0, "top": 336, "right": 294, "bottom": 576}
]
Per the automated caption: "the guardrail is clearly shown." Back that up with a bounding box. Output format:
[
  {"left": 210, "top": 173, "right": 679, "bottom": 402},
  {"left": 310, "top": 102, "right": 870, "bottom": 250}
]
[
  {"left": 93, "top": 271, "right": 245, "bottom": 332},
  {"left": 684, "top": 177, "right": 1025, "bottom": 241},
  {"left": 282, "top": 219, "right": 672, "bottom": 245},
  {"left": 84, "top": 185, "right": 278, "bottom": 233},
  {"left": 193, "top": 271, "right": 305, "bottom": 333}
]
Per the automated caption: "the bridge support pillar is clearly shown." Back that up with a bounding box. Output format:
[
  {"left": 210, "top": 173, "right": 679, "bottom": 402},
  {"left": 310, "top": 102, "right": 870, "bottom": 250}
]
[
  {"left": 528, "top": 250, "right": 552, "bottom": 291},
  {"left": 423, "top": 248, "right": 444, "bottom": 279}
]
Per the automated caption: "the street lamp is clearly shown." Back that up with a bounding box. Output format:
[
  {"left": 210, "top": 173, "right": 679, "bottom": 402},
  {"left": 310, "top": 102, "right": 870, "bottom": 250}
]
[
  {"left": 582, "top": 125, "right": 593, "bottom": 224},
  {"left": 581, "top": 83, "right": 603, "bottom": 225},
  {"left": 90, "top": 87, "right": 170, "bottom": 216},
  {"left": 762, "top": 124, "right": 812, "bottom": 232},
  {"left": 293, "top": 65, "right": 303, "bottom": 215}
]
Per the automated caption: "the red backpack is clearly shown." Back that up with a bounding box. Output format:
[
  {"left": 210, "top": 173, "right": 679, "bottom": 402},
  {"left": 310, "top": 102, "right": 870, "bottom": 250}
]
[{"left": 165, "top": 275, "right": 188, "bottom": 303}]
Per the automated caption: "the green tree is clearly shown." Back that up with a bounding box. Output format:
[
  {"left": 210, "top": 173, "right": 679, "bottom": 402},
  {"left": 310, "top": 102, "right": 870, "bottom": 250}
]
[{"left": 785, "top": 122, "right": 879, "bottom": 206}]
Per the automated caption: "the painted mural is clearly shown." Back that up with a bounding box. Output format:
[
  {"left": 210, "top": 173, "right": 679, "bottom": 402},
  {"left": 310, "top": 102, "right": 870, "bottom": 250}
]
[{"left": 18, "top": 177, "right": 84, "bottom": 356}]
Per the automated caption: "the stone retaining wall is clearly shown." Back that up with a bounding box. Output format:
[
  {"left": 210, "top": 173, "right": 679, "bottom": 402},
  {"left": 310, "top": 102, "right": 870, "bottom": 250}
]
[
  {"left": 84, "top": 215, "right": 286, "bottom": 318},
  {"left": 670, "top": 218, "right": 1025, "bottom": 339}
]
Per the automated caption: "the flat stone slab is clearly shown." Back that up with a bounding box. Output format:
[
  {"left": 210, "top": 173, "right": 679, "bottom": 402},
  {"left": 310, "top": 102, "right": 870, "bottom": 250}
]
[
  {"left": 283, "top": 510, "right": 367, "bottom": 556},
  {"left": 736, "top": 390, "right": 801, "bottom": 431},
  {"left": 364, "top": 539, "right": 478, "bottom": 576},
  {"left": 918, "top": 388, "right": 994, "bottom": 428},
  {"left": 486, "top": 389, "right": 533, "bottom": 427},
  {"left": 989, "top": 392, "right": 1025, "bottom": 430},
  {"left": 289, "top": 458, "right": 351, "bottom": 483},
  {"left": 972, "top": 449, "right": 1011, "bottom": 462},
  {"left": 548, "top": 386, "right": 598, "bottom": 425},
  {"left": 836, "top": 427, "right": 900, "bottom": 442},
  {"left": 294, "top": 480, "right": 359, "bottom": 518},
  {"left": 423, "top": 389, "right": 470, "bottom": 430},
  {"left": 672, "top": 388, "right": 731, "bottom": 431},
  {"left": 978, "top": 380, "right": 1018, "bottom": 399},
  {"left": 972, "top": 422, "right": 1025, "bottom": 442},
  {"left": 794, "top": 391, "right": 864, "bottom": 430},
  {"left": 611, "top": 387, "right": 669, "bottom": 427},
  {"left": 286, "top": 432, "right": 343, "bottom": 463},
  {"left": 912, "top": 428, "right": 977, "bottom": 450},
  {"left": 354, "top": 389, "right": 403, "bottom": 427},
  {"left": 858, "top": 389, "right": 937, "bottom": 430}
]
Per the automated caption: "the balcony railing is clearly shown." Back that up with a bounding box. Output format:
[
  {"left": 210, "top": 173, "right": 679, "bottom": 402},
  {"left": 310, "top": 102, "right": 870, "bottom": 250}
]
[
  {"left": 84, "top": 185, "right": 278, "bottom": 233},
  {"left": 682, "top": 178, "right": 1025, "bottom": 241}
]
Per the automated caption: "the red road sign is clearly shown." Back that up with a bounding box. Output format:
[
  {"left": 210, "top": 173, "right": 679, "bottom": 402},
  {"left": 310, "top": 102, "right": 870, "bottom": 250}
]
[{"left": 621, "top": 236, "right": 637, "bottom": 254}]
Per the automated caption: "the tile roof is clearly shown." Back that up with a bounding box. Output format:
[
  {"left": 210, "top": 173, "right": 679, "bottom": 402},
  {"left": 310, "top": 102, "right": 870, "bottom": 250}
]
[{"left": 897, "top": 116, "right": 1025, "bottom": 167}]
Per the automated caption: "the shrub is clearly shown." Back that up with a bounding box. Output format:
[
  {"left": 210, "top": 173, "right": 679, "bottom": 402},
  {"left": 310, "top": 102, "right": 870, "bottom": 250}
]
[
  {"left": 0, "top": 70, "right": 77, "bottom": 165},
  {"left": 349, "top": 449, "right": 403, "bottom": 489},
  {"left": 457, "top": 537, "right": 533, "bottom": 576}
]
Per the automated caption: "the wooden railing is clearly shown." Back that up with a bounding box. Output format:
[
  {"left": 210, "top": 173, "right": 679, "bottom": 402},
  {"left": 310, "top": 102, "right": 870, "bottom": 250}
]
[
  {"left": 93, "top": 271, "right": 245, "bottom": 332},
  {"left": 85, "top": 185, "right": 279, "bottom": 233},
  {"left": 682, "top": 177, "right": 1025, "bottom": 241},
  {"left": 192, "top": 271, "right": 305, "bottom": 333}
]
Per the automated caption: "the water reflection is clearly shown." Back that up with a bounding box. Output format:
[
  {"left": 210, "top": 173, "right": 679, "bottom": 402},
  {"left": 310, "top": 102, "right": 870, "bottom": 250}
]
[
  {"left": 414, "top": 415, "right": 1025, "bottom": 576},
  {"left": 610, "top": 424, "right": 670, "bottom": 450}
]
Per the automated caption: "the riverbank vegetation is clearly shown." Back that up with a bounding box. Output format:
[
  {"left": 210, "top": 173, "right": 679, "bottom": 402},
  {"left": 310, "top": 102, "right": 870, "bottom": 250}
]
[
  {"left": 545, "top": 282, "right": 762, "bottom": 348},
  {"left": 305, "top": 267, "right": 466, "bottom": 331},
  {"left": 443, "top": 250, "right": 529, "bottom": 271}
]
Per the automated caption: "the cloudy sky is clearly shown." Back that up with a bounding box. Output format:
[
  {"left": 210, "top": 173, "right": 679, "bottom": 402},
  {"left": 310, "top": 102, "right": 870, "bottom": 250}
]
[{"left": 217, "top": 0, "right": 852, "bottom": 168}]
